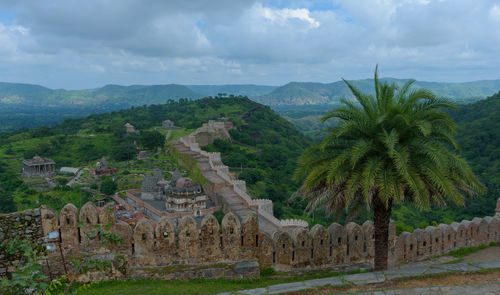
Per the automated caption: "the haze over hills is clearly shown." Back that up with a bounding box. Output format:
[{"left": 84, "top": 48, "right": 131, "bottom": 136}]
[
  {"left": 1, "top": 78, "right": 500, "bottom": 108},
  {"left": 1, "top": 78, "right": 500, "bottom": 132},
  {"left": 254, "top": 78, "right": 500, "bottom": 105}
]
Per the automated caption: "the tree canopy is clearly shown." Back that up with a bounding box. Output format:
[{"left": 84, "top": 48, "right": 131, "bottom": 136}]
[{"left": 294, "top": 66, "right": 484, "bottom": 270}]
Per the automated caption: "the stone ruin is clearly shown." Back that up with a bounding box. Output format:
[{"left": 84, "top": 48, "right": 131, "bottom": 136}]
[
  {"left": 22, "top": 156, "right": 56, "bottom": 178},
  {"left": 0, "top": 198, "right": 499, "bottom": 280},
  {"left": 162, "top": 120, "right": 175, "bottom": 129}
]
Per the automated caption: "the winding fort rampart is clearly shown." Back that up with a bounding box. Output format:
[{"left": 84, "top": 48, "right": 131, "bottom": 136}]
[{"left": 171, "top": 120, "right": 308, "bottom": 235}]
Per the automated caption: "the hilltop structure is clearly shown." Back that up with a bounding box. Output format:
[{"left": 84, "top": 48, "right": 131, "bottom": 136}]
[
  {"left": 162, "top": 119, "right": 175, "bottom": 129},
  {"left": 22, "top": 156, "right": 55, "bottom": 178},
  {"left": 134, "top": 168, "right": 211, "bottom": 219},
  {"left": 124, "top": 122, "right": 139, "bottom": 134},
  {"left": 90, "top": 156, "right": 117, "bottom": 176},
  {"left": 165, "top": 170, "right": 207, "bottom": 213}
]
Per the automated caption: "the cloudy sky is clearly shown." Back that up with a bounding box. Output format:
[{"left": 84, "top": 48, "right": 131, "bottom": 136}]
[{"left": 0, "top": 0, "right": 499, "bottom": 89}]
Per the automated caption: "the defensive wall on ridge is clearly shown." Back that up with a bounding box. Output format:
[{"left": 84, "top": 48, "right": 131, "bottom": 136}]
[
  {"left": 1, "top": 199, "right": 499, "bottom": 279},
  {"left": 171, "top": 120, "right": 308, "bottom": 236}
]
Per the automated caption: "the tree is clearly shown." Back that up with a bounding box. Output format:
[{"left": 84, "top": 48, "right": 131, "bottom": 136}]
[
  {"left": 294, "top": 66, "right": 484, "bottom": 271},
  {"left": 110, "top": 140, "right": 136, "bottom": 161},
  {"left": 139, "top": 130, "right": 164, "bottom": 150},
  {"left": 100, "top": 177, "right": 117, "bottom": 195}
]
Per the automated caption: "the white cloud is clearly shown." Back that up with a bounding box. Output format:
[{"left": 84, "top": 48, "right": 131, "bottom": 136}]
[
  {"left": 258, "top": 4, "right": 320, "bottom": 29},
  {"left": 0, "top": 0, "right": 499, "bottom": 87}
]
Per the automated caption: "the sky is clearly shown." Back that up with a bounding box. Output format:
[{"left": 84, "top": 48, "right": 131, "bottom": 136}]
[{"left": 0, "top": 0, "right": 499, "bottom": 89}]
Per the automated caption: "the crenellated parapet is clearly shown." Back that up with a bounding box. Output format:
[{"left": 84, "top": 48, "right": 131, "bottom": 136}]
[
  {"left": 280, "top": 219, "right": 309, "bottom": 228},
  {"left": 176, "top": 121, "right": 309, "bottom": 233},
  {"left": 1, "top": 202, "right": 500, "bottom": 278},
  {"left": 394, "top": 215, "right": 500, "bottom": 266}
]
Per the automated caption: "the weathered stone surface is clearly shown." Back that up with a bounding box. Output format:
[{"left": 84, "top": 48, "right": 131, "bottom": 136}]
[
  {"left": 310, "top": 224, "right": 329, "bottom": 266},
  {"left": 451, "top": 221, "right": 468, "bottom": 249},
  {"left": 268, "top": 282, "right": 308, "bottom": 294},
  {"left": 155, "top": 217, "right": 176, "bottom": 260},
  {"left": 177, "top": 216, "right": 199, "bottom": 263},
  {"left": 362, "top": 221, "right": 375, "bottom": 263},
  {"left": 40, "top": 205, "right": 58, "bottom": 237},
  {"left": 79, "top": 202, "right": 99, "bottom": 247},
  {"left": 413, "top": 229, "right": 431, "bottom": 259},
  {"left": 346, "top": 222, "right": 364, "bottom": 263},
  {"left": 291, "top": 227, "right": 311, "bottom": 268},
  {"left": 273, "top": 231, "right": 293, "bottom": 269},
  {"left": 328, "top": 222, "right": 346, "bottom": 265},
  {"left": 233, "top": 261, "right": 259, "bottom": 274},
  {"left": 59, "top": 203, "right": 79, "bottom": 249},
  {"left": 133, "top": 219, "right": 155, "bottom": 256},
  {"left": 472, "top": 217, "right": 489, "bottom": 246},
  {"left": 111, "top": 220, "right": 133, "bottom": 255},
  {"left": 303, "top": 276, "right": 344, "bottom": 287},
  {"left": 434, "top": 262, "right": 481, "bottom": 272},
  {"left": 439, "top": 224, "right": 456, "bottom": 252},
  {"left": 485, "top": 216, "right": 500, "bottom": 243},
  {"left": 472, "top": 259, "right": 500, "bottom": 269},
  {"left": 241, "top": 213, "right": 259, "bottom": 259},
  {"left": 221, "top": 212, "right": 241, "bottom": 261},
  {"left": 383, "top": 265, "right": 429, "bottom": 280},
  {"left": 259, "top": 234, "right": 273, "bottom": 268},
  {"left": 236, "top": 288, "right": 267, "bottom": 295},
  {"left": 200, "top": 214, "right": 221, "bottom": 262},
  {"left": 425, "top": 226, "right": 443, "bottom": 256},
  {"left": 460, "top": 220, "right": 473, "bottom": 247},
  {"left": 343, "top": 271, "right": 385, "bottom": 285},
  {"left": 98, "top": 203, "right": 116, "bottom": 225}
]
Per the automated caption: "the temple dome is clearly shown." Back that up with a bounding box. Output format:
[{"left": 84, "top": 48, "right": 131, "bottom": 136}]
[{"left": 176, "top": 177, "right": 195, "bottom": 188}]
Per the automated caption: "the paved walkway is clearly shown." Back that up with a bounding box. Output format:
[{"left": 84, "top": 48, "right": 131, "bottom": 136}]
[
  {"left": 348, "top": 283, "right": 500, "bottom": 295},
  {"left": 218, "top": 260, "right": 500, "bottom": 295}
]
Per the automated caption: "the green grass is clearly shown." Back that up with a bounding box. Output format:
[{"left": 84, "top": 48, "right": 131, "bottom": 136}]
[
  {"left": 78, "top": 267, "right": 364, "bottom": 295},
  {"left": 447, "top": 242, "right": 499, "bottom": 258},
  {"left": 168, "top": 128, "right": 195, "bottom": 142}
]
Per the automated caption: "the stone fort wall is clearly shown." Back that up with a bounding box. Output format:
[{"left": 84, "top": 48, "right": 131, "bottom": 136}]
[
  {"left": 178, "top": 123, "right": 308, "bottom": 232},
  {"left": 0, "top": 208, "right": 43, "bottom": 277},
  {"left": 1, "top": 199, "right": 499, "bottom": 279}
]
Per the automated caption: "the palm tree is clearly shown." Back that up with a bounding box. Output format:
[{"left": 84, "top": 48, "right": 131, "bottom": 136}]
[{"left": 294, "top": 66, "right": 485, "bottom": 271}]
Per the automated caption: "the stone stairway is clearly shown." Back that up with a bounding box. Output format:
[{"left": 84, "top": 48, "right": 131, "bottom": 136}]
[{"left": 171, "top": 140, "right": 280, "bottom": 236}]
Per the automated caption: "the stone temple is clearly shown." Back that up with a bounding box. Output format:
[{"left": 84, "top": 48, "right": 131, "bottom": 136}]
[
  {"left": 140, "top": 169, "right": 210, "bottom": 214},
  {"left": 22, "top": 156, "right": 55, "bottom": 178}
]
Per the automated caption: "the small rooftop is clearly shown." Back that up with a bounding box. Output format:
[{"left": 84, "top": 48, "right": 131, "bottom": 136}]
[{"left": 23, "top": 156, "right": 55, "bottom": 166}]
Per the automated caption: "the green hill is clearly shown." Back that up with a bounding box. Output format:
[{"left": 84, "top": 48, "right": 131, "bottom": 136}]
[
  {"left": 0, "top": 96, "right": 312, "bottom": 219},
  {"left": 384, "top": 91, "right": 500, "bottom": 232},
  {"left": 256, "top": 79, "right": 500, "bottom": 105},
  {"left": 0, "top": 83, "right": 203, "bottom": 107},
  {"left": 186, "top": 84, "right": 276, "bottom": 97}
]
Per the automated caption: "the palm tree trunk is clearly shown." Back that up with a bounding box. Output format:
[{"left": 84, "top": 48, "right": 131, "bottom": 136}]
[{"left": 372, "top": 195, "right": 392, "bottom": 271}]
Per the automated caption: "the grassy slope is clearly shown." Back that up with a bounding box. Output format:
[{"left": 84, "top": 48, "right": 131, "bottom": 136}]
[{"left": 0, "top": 96, "right": 311, "bottom": 216}]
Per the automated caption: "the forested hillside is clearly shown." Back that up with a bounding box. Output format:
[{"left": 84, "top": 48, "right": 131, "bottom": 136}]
[
  {"left": 388, "top": 91, "right": 500, "bottom": 232},
  {"left": 256, "top": 79, "right": 500, "bottom": 106},
  {"left": 0, "top": 96, "right": 312, "bottom": 219}
]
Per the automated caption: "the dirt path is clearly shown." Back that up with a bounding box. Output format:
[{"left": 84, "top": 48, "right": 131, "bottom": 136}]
[
  {"left": 287, "top": 270, "right": 500, "bottom": 295},
  {"left": 463, "top": 246, "right": 500, "bottom": 263}
]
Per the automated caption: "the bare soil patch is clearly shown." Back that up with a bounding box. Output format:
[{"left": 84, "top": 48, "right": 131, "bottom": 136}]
[
  {"left": 285, "top": 270, "right": 500, "bottom": 294},
  {"left": 463, "top": 246, "right": 500, "bottom": 263}
]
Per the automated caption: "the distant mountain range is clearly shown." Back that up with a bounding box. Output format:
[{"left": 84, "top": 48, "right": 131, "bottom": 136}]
[
  {"left": 254, "top": 78, "right": 500, "bottom": 105},
  {"left": 1, "top": 78, "right": 500, "bottom": 108}
]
